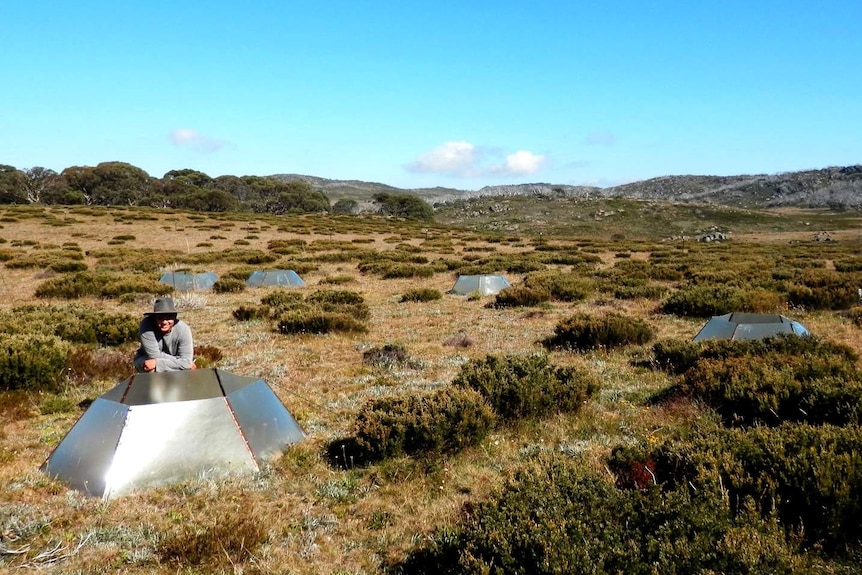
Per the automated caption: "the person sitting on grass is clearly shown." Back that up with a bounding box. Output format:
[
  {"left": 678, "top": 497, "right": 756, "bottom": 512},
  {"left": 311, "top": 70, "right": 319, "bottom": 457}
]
[{"left": 133, "top": 297, "right": 196, "bottom": 373}]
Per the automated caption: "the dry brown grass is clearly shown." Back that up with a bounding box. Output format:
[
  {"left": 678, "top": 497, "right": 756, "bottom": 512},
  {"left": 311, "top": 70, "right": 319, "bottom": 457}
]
[{"left": 1, "top": 205, "right": 861, "bottom": 573}]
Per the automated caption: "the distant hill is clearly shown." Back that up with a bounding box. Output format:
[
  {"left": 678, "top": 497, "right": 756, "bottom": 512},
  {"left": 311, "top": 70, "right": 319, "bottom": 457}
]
[
  {"left": 595, "top": 165, "right": 862, "bottom": 209},
  {"left": 268, "top": 173, "right": 467, "bottom": 210},
  {"left": 271, "top": 165, "right": 862, "bottom": 210}
]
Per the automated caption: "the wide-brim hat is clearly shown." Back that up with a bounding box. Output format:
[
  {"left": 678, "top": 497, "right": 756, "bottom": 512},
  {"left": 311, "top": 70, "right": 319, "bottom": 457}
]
[{"left": 145, "top": 297, "right": 179, "bottom": 316}]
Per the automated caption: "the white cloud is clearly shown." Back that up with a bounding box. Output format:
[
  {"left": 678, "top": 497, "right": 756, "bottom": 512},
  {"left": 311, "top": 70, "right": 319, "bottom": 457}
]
[
  {"left": 499, "top": 150, "right": 547, "bottom": 175},
  {"left": 406, "top": 141, "right": 547, "bottom": 179},
  {"left": 405, "top": 141, "right": 478, "bottom": 176},
  {"left": 169, "top": 128, "right": 225, "bottom": 153}
]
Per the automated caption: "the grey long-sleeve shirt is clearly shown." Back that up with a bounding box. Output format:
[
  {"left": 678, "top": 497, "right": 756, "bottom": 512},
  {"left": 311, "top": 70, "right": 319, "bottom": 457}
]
[{"left": 133, "top": 317, "right": 195, "bottom": 372}]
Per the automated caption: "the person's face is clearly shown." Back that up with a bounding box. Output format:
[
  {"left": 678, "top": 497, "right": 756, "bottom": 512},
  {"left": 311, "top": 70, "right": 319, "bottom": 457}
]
[{"left": 155, "top": 315, "right": 176, "bottom": 334}]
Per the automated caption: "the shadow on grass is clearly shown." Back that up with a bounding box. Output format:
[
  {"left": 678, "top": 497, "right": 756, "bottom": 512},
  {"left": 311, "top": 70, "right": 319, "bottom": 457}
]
[{"left": 324, "top": 437, "right": 376, "bottom": 470}]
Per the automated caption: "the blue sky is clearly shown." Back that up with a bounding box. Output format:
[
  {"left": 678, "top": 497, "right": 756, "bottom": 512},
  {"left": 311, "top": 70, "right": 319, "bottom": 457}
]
[{"left": 2, "top": 1, "right": 860, "bottom": 190}]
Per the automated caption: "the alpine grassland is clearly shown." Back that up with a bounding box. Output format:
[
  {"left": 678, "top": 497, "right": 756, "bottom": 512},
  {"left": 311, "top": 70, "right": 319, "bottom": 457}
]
[{"left": 1, "top": 201, "right": 862, "bottom": 574}]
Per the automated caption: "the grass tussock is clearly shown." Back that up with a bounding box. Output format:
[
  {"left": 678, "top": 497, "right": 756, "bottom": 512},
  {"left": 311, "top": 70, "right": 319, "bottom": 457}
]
[{"left": 155, "top": 495, "right": 268, "bottom": 569}]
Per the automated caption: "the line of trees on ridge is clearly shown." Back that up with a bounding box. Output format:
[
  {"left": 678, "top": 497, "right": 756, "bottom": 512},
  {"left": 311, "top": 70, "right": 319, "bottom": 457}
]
[{"left": 0, "top": 162, "right": 434, "bottom": 220}]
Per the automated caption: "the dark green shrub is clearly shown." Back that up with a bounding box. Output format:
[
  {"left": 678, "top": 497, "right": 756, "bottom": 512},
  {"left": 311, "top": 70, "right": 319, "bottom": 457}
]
[
  {"left": 534, "top": 273, "right": 594, "bottom": 302},
  {"left": 739, "top": 335, "right": 852, "bottom": 363},
  {"left": 34, "top": 272, "right": 101, "bottom": 299},
  {"left": 538, "top": 252, "right": 601, "bottom": 266},
  {"left": 504, "top": 259, "right": 545, "bottom": 274},
  {"left": 794, "top": 269, "right": 857, "bottom": 287},
  {"left": 491, "top": 285, "right": 550, "bottom": 308},
  {"left": 212, "top": 277, "right": 246, "bottom": 293},
  {"left": 681, "top": 354, "right": 862, "bottom": 427},
  {"left": 400, "top": 288, "right": 442, "bottom": 303},
  {"left": 219, "top": 267, "right": 256, "bottom": 281},
  {"left": 656, "top": 335, "right": 857, "bottom": 372},
  {"left": 240, "top": 288, "right": 371, "bottom": 333},
  {"left": 34, "top": 271, "right": 172, "bottom": 299},
  {"left": 544, "top": 312, "right": 655, "bottom": 351},
  {"left": 4, "top": 248, "right": 86, "bottom": 272},
  {"left": 683, "top": 356, "right": 798, "bottom": 425},
  {"left": 772, "top": 267, "right": 796, "bottom": 281},
  {"left": 834, "top": 258, "right": 862, "bottom": 272},
  {"left": 260, "top": 289, "right": 304, "bottom": 312},
  {"left": 597, "top": 268, "right": 647, "bottom": 291},
  {"left": 452, "top": 354, "right": 599, "bottom": 422},
  {"left": 357, "top": 251, "right": 427, "bottom": 270},
  {"left": 398, "top": 456, "right": 809, "bottom": 575},
  {"left": 646, "top": 264, "right": 686, "bottom": 282},
  {"left": 232, "top": 304, "right": 271, "bottom": 321},
  {"left": 89, "top": 247, "right": 183, "bottom": 272},
  {"left": 309, "top": 239, "right": 363, "bottom": 252},
  {"left": 312, "top": 250, "right": 364, "bottom": 264},
  {"left": 378, "top": 263, "right": 434, "bottom": 279},
  {"left": 267, "top": 238, "right": 307, "bottom": 254},
  {"left": 101, "top": 276, "right": 174, "bottom": 299},
  {"left": 434, "top": 258, "right": 464, "bottom": 272},
  {"left": 0, "top": 304, "right": 138, "bottom": 346},
  {"left": 660, "top": 284, "right": 745, "bottom": 317},
  {"left": 184, "top": 248, "right": 276, "bottom": 265},
  {"left": 0, "top": 247, "right": 25, "bottom": 261},
  {"left": 738, "top": 288, "right": 786, "bottom": 312},
  {"left": 308, "top": 288, "right": 365, "bottom": 306},
  {"left": 651, "top": 338, "right": 703, "bottom": 375},
  {"left": 649, "top": 424, "right": 862, "bottom": 554},
  {"left": 745, "top": 424, "right": 862, "bottom": 552},
  {"left": 46, "top": 259, "right": 89, "bottom": 272},
  {"left": 0, "top": 334, "right": 70, "bottom": 391},
  {"left": 613, "top": 283, "right": 668, "bottom": 300},
  {"left": 652, "top": 337, "right": 860, "bottom": 422},
  {"left": 353, "top": 386, "right": 495, "bottom": 460},
  {"left": 784, "top": 270, "right": 862, "bottom": 311},
  {"left": 317, "top": 299, "right": 370, "bottom": 321},
  {"left": 787, "top": 283, "right": 859, "bottom": 311},
  {"left": 307, "top": 289, "right": 370, "bottom": 321}
]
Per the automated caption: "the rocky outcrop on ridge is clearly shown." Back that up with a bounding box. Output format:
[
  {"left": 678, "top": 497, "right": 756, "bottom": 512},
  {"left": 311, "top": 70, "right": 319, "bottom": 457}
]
[{"left": 272, "top": 164, "right": 862, "bottom": 210}]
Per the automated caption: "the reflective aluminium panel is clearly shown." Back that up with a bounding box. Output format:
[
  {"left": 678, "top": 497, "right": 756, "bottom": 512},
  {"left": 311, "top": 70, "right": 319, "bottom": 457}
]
[
  {"left": 451, "top": 275, "right": 511, "bottom": 295},
  {"left": 734, "top": 323, "right": 795, "bottom": 340},
  {"left": 226, "top": 380, "right": 306, "bottom": 462},
  {"left": 41, "top": 368, "right": 306, "bottom": 499},
  {"left": 693, "top": 313, "right": 810, "bottom": 342},
  {"left": 104, "top": 397, "right": 257, "bottom": 498},
  {"left": 214, "top": 369, "right": 259, "bottom": 395},
  {"left": 120, "top": 371, "right": 225, "bottom": 404},
  {"left": 41, "top": 398, "right": 130, "bottom": 498},
  {"left": 246, "top": 270, "right": 305, "bottom": 287}
]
